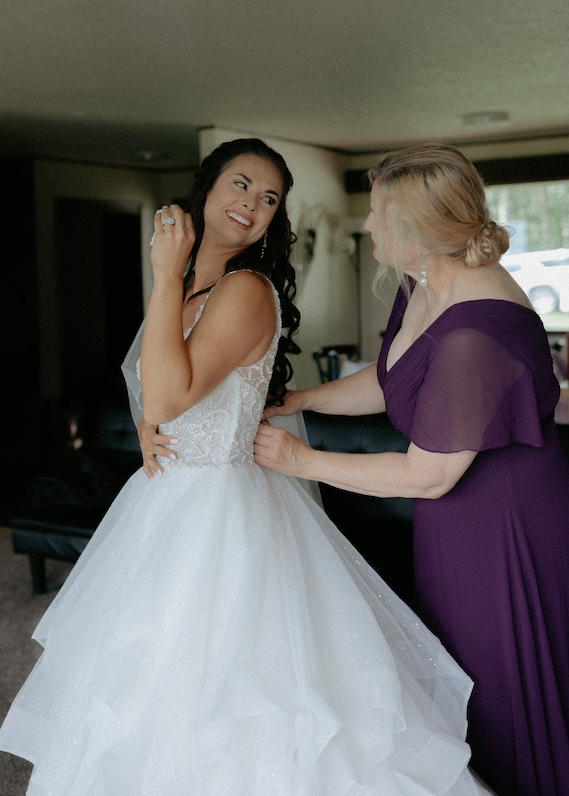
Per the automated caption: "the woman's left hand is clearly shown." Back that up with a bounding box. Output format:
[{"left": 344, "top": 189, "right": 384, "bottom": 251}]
[
  {"left": 138, "top": 416, "right": 178, "bottom": 478},
  {"left": 254, "top": 420, "right": 314, "bottom": 478},
  {"left": 150, "top": 204, "right": 195, "bottom": 281}
]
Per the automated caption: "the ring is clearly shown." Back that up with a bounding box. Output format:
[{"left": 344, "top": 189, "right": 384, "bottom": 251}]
[{"left": 164, "top": 217, "right": 175, "bottom": 225}]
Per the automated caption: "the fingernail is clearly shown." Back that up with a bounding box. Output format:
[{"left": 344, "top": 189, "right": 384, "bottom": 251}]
[
  {"left": 168, "top": 453, "right": 176, "bottom": 460},
  {"left": 169, "top": 438, "right": 178, "bottom": 445}
]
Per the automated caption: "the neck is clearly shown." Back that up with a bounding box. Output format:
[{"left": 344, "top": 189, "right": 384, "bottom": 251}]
[
  {"left": 418, "top": 255, "right": 466, "bottom": 299},
  {"left": 191, "top": 234, "right": 248, "bottom": 292},
  {"left": 189, "top": 251, "right": 229, "bottom": 296}
]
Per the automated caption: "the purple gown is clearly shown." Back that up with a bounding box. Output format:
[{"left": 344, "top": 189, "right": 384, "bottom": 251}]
[{"left": 378, "top": 285, "right": 569, "bottom": 796}]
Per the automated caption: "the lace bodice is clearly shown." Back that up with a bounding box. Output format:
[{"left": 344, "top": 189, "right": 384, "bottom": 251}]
[{"left": 156, "top": 273, "right": 281, "bottom": 469}]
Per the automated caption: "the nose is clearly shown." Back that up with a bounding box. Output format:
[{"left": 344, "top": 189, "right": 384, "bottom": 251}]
[
  {"left": 242, "top": 194, "right": 258, "bottom": 212},
  {"left": 363, "top": 212, "right": 373, "bottom": 233}
]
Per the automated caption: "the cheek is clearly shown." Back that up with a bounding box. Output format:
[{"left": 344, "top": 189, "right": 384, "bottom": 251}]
[{"left": 258, "top": 203, "right": 278, "bottom": 230}]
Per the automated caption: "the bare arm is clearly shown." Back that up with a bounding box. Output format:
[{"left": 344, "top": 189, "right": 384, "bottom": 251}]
[
  {"left": 140, "top": 205, "right": 194, "bottom": 424},
  {"left": 142, "top": 273, "right": 275, "bottom": 424},
  {"left": 141, "top": 208, "right": 276, "bottom": 424},
  {"left": 264, "top": 364, "right": 386, "bottom": 420},
  {"left": 254, "top": 423, "right": 477, "bottom": 499}
]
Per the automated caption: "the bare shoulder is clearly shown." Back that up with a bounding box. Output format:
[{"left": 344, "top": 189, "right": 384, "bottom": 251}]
[
  {"left": 209, "top": 270, "right": 273, "bottom": 307},
  {"left": 192, "top": 270, "right": 276, "bottom": 347},
  {"left": 457, "top": 263, "right": 534, "bottom": 310}
]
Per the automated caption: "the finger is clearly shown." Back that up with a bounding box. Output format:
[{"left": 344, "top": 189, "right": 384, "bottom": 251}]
[
  {"left": 154, "top": 208, "right": 165, "bottom": 232},
  {"left": 145, "top": 441, "right": 176, "bottom": 462},
  {"left": 169, "top": 204, "right": 185, "bottom": 223},
  {"left": 143, "top": 453, "right": 164, "bottom": 475},
  {"left": 153, "top": 434, "right": 178, "bottom": 446},
  {"left": 157, "top": 447, "right": 176, "bottom": 461},
  {"left": 184, "top": 212, "right": 195, "bottom": 235},
  {"left": 143, "top": 459, "right": 161, "bottom": 478},
  {"left": 160, "top": 205, "right": 176, "bottom": 228}
]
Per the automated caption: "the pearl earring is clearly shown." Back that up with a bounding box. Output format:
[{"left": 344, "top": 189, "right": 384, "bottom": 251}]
[
  {"left": 420, "top": 256, "right": 428, "bottom": 287},
  {"left": 260, "top": 231, "right": 268, "bottom": 260}
]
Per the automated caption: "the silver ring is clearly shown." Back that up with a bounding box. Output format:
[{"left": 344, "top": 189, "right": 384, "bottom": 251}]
[{"left": 164, "top": 217, "right": 175, "bottom": 225}]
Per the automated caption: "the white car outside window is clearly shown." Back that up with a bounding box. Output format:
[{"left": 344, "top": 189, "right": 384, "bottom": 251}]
[{"left": 501, "top": 249, "right": 569, "bottom": 314}]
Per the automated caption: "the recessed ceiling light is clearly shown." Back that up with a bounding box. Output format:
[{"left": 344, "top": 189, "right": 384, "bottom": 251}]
[{"left": 461, "top": 111, "right": 510, "bottom": 126}]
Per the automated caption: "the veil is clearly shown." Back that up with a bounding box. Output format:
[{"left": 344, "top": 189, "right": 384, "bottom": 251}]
[
  {"left": 121, "top": 320, "right": 146, "bottom": 428},
  {"left": 120, "top": 321, "right": 322, "bottom": 507}
]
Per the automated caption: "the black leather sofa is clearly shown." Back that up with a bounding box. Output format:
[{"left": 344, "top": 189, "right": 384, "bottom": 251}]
[
  {"left": 10, "top": 396, "right": 141, "bottom": 593},
  {"left": 304, "top": 411, "right": 415, "bottom": 601}
]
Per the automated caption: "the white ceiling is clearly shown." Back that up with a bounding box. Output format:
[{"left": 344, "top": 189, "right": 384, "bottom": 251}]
[{"left": 2, "top": 0, "right": 568, "bottom": 169}]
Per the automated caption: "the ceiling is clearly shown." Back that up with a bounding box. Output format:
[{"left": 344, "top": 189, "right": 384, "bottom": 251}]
[{"left": 2, "top": 0, "right": 568, "bottom": 170}]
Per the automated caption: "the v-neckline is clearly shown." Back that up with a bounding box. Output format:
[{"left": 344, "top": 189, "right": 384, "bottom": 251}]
[{"left": 384, "top": 292, "right": 536, "bottom": 375}]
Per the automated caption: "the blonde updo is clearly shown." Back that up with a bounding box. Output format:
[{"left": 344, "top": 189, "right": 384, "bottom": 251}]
[{"left": 368, "top": 144, "right": 510, "bottom": 276}]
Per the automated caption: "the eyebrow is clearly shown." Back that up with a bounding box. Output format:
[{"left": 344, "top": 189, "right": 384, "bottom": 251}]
[{"left": 236, "top": 173, "right": 281, "bottom": 199}]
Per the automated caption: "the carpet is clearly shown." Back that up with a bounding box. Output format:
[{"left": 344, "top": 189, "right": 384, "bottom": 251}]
[{"left": 0, "top": 528, "right": 73, "bottom": 795}]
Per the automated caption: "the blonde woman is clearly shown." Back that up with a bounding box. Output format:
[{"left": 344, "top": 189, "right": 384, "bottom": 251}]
[{"left": 256, "top": 144, "right": 569, "bottom": 796}]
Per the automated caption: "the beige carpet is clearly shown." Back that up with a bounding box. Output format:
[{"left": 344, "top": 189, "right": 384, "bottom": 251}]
[{"left": 0, "top": 528, "right": 72, "bottom": 795}]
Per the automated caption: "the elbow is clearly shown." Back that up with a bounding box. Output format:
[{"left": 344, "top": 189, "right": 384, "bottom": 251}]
[
  {"left": 419, "top": 478, "right": 457, "bottom": 500},
  {"left": 142, "top": 383, "right": 193, "bottom": 425},
  {"left": 143, "top": 399, "right": 185, "bottom": 426},
  {"left": 143, "top": 409, "right": 166, "bottom": 426}
]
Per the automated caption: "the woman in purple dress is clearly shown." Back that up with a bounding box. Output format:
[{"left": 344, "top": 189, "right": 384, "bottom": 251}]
[{"left": 255, "top": 143, "right": 569, "bottom": 796}]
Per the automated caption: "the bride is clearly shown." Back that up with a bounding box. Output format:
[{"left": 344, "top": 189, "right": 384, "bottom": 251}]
[{"left": 0, "top": 138, "right": 489, "bottom": 795}]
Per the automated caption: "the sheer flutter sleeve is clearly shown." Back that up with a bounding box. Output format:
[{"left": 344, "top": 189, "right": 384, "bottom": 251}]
[{"left": 410, "top": 326, "right": 552, "bottom": 454}]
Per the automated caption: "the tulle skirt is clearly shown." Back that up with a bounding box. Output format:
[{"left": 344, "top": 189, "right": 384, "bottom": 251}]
[{"left": 0, "top": 462, "right": 486, "bottom": 795}]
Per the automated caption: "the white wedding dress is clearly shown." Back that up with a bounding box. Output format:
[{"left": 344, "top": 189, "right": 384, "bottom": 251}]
[{"left": 0, "top": 274, "right": 488, "bottom": 795}]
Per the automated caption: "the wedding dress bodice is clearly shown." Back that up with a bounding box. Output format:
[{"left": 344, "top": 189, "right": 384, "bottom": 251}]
[{"left": 157, "top": 276, "right": 281, "bottom": 469}]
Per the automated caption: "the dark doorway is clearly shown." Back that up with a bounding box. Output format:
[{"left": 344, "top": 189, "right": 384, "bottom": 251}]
[{"left": 54, "top": 199, "right": 143, "bottom": 403}]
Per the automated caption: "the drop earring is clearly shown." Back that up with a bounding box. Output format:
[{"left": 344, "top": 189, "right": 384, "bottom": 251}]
[
  {"left": 260, "top": 231, "right": 268, "bottom": 260},
  {"left": 420, "top": 256, "right": 428, "bottom": 287}
]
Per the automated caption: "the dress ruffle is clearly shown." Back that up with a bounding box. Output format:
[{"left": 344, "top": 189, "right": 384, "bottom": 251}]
[{"left": 1, "top": 464, "right": 483, "bottom": 795}]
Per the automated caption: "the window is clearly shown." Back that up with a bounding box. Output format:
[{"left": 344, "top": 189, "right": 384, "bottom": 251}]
[{"left": 485, "top": 180, "right": 569, "bottom": 330}]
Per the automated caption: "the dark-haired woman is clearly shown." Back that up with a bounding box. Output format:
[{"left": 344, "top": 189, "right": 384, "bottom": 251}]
[
  {"left": 0, "top": 139, "right": 487, "bottom": 795},
  {"left": 256, "top": 143, "right": 569, "bottom": 796}
]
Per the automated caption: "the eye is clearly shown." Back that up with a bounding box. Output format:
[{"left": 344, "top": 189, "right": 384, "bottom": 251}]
[
  {"left": 235, "top": 181, "right": 247, "bottom": 190},
  {"left": 263, "top": 195, "right": 277, "bottom": 206}
]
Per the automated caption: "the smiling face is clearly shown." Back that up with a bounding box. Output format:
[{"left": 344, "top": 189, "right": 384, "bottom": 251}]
[{"left": 202, "top": 154, "right": 283, "bottom": 253}]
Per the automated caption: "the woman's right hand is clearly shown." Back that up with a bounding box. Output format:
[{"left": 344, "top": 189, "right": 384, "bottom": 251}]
[
  {"left": 150, "top": 204, "right": 195, "bottom": 283},
  {"left": 138, "top": 417, "right": 178, "bottom": 478},
  {"left": 263, "top": 390, "right": 306, "bottom": 420}
]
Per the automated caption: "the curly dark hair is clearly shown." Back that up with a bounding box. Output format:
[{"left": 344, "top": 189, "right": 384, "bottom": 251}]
[{"left": 183, "top": 138, "right": 300, "bottom": 406}]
